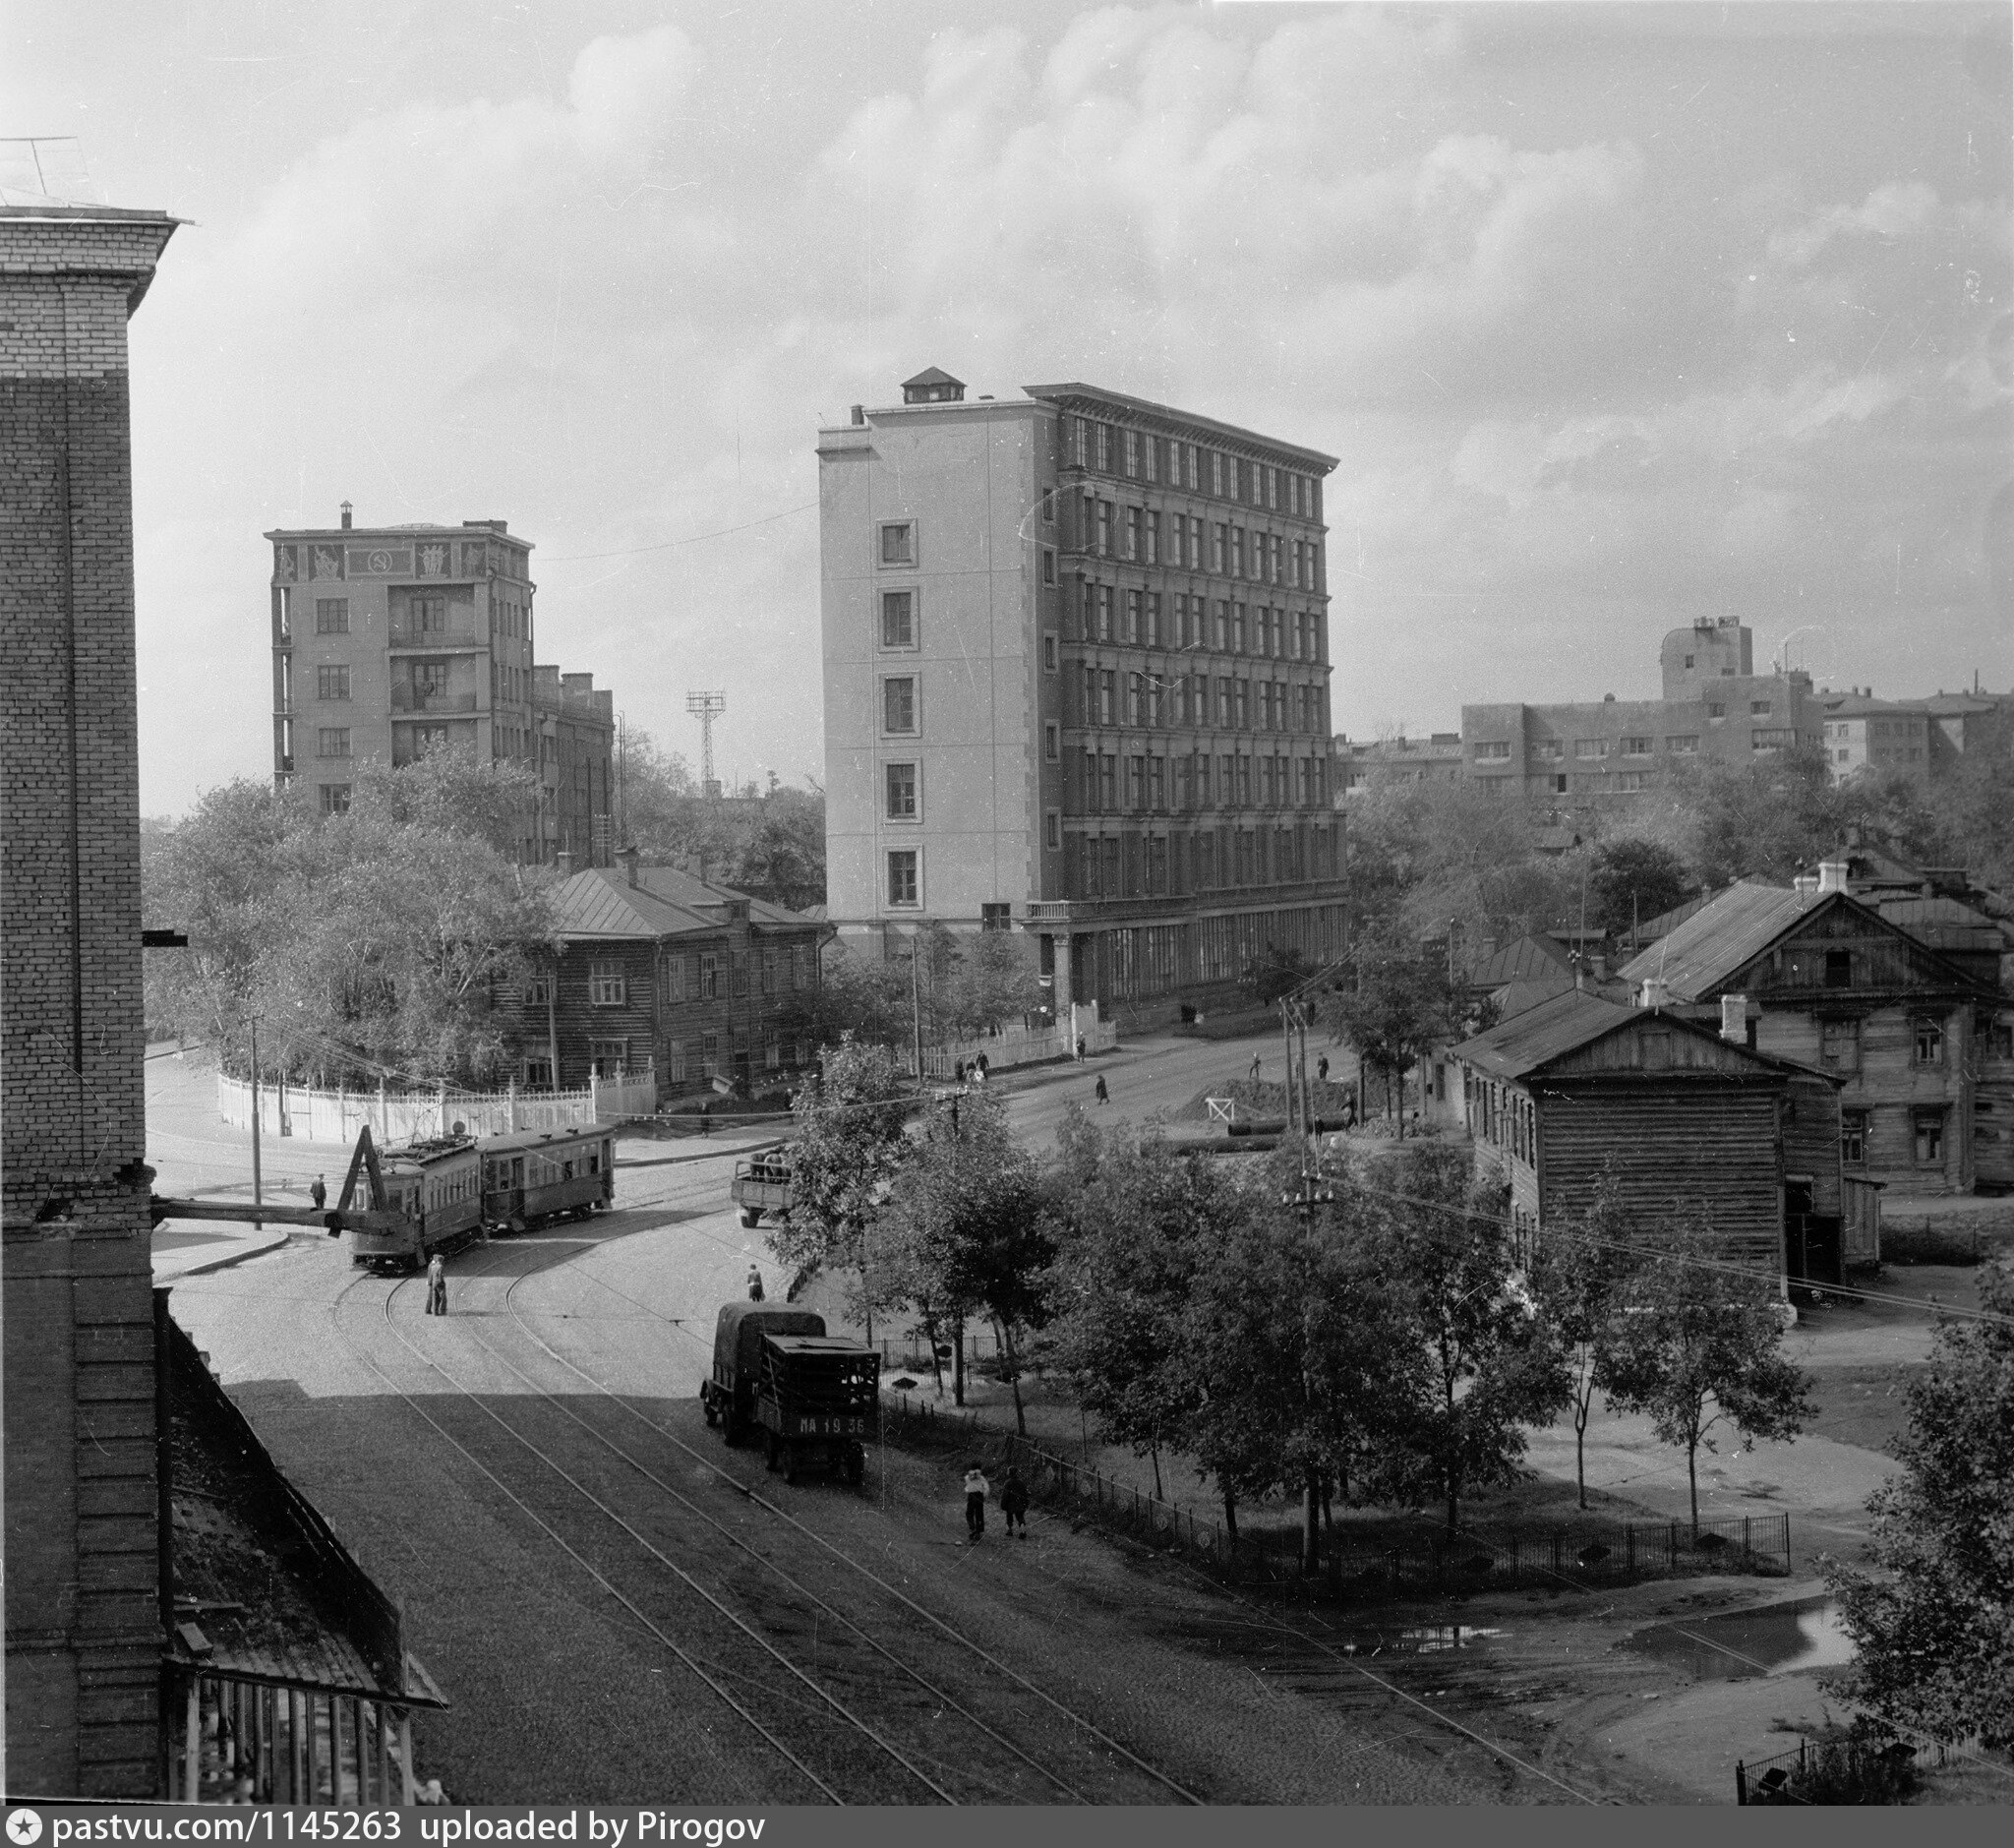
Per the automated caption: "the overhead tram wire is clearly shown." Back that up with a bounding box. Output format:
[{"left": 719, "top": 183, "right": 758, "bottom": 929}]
[{"left": 538, "top": 502, "right": 818, "bottom": 565}]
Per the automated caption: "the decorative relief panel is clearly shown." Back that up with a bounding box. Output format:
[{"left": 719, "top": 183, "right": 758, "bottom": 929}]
[
  {"left": 273, "top": 544, "right": 298, "bottom": 583},
  {"left": 346, "top": 546, "right": 414, "bottom": 576},
  {"left": 309, "top": 544, "right": 345, "bottom": 581}
]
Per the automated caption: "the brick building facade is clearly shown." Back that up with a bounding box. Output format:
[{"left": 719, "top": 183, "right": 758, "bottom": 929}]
[{"left": 2, "top": 204, "right": 180, "bottom": 1796}]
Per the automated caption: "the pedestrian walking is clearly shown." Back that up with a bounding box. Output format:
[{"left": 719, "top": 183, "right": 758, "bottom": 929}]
[
  {"left": 963, "top": 1462, "right": 990, "bottom": 1540},
  {"left": 309, "top": 1174, "right": 326, "bottom": 1211},
  {"left": 1094, "top": 1074, "right": 1109, "bottom": 1104},
  {"left": 746, "top": 1264, "right": 765, "bottom": 1302},
  {"left": 1001, "top": 1466, "right": 1030, "bottom": 1538},
  {"left": 954, "top": 1058, "right": 966, "bottom": 1083},
  {"left": 1249, "top": 1052, "right": 1262, "bottom": 1083},
  {"left": 1075, "top": 1035, "right": 1087, "bottom": 1060},
  {"left": 699, "top": 1100, "right": 712, "bottom": 1137},
  {"left": 1317, "top": 1055, "right": 1330, "bottom": 1084},
  {"left": 425, "top": 1252, "right": 446, "bottom": 1317},
  {"left": 976, "top": 1051, "right": 989, "bottom": 1078}
]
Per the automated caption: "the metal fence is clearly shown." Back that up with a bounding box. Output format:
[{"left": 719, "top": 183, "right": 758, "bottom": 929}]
[
  {"left": 1736, "top": 1732, "right": 1961, "bottom": 1806},
  {"left": 881, "top": 1392, "right": 1791, "bottom": 1597},
  {"left": 215, "top": 1067, "right": 658, "bottom": 1143}
]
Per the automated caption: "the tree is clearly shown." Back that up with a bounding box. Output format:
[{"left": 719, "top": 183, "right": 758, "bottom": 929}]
[
  {"left": 765, "top": 1040, "right": 913, "bottom": 1332},
  {"left": 1600, "top": 1216, "right": 1812, "bottom": 1534},
  {"left": 879, "top": 1088, "right": 1049, "bottom": 1429},
  {"left": 1320, "top": 926, "right": 1460, "bottom": 1133},
  {"left": 1241, "top": 944, "right": 1316, "bottom": 1008},
  {"left": 1672, "top": 742, "right": 1845, "bottom": 888},
  {"left": 1827, "top": 1256, "right": 2014, "bottom": 1750},
  {"left": 1528, "top": 1173, "right": 1638, "bottom": 1509},
  {"left": 1354, "top": 1143, "right": 1569, "bottom": 1533},
  {"left": 936, "top": 929, "right": 1046, "bottom": 1041},
  {"left": 1586, "top": 838, "right": 1693, "bottom": 937}
]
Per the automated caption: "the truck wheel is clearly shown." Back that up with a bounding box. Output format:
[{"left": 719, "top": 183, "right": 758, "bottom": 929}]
[
  {"left": 739, "top": 1208, "right": 760, "bottom": 1228},
  {"left": 721, "top": 1413, "right": 739, "bottom": 1449},
  {"left": 782, "top": 1446, "right": 800, "bottom": 1485},
  {"left": 845, "top": 1444, "right": 865, "bottom": 1487},
  {"left": 701, "top": 1390, "right": 718, "bottom": 1427}
]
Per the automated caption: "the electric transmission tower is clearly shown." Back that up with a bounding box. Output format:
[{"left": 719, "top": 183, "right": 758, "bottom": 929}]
[{"left": 686, "top": 689, "right": 727, "bottom": 798}]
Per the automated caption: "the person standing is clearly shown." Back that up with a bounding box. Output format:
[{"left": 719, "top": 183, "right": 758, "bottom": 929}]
[
  {"left": 976, "top": 1051, "right": 989, "bottom": 1079},
  {"left": 310, "top": 1173, "right": 326, "bottom": 1211},
  {"left": 699, "top": 1100, "right": 713, "bottom": 1137},
  {"left": 963, "top": 1462, "right": 990, "bottom": 1540},
  {"left": 1075, "top": 1035, "right": 1087, "bottom": 1061},
  {"left": 746, "top": 1264, "right": 765, "bottom": 1302},
  {"left": 1317, "top": 1055, "right": 1330, "bottom": 1084},
  {"left": 1249, "top": 1052, "right": 1262, "bottom": 1084},
  {"left": 1094, "top": 1074, "right": 1109, "bottom": 1105},
  {"left": 1001, "top": 1466, "right": 1030, "bottom": 1539},
  {"left": 425, "top": 1251, "right": 446, "bottom": 1317}
]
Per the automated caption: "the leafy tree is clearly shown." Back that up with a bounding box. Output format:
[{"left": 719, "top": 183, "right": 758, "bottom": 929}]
[
  {"left": 1351, "top": 1142, "right": 1569, "bottom": 1533},
  {"left": 1528, "top": 1172, "right": 1638, "bottom": 1509},
  {"left": 1320, "top": 926, "right": 1460, "bottom": 1134},
  {"left": 765, "top": 1040, "right": 913, "bottom": 1333},
  {"left": 1600, "top": 1214, "right": 1812, "bottom": 1533},
  {"left": 1673, "top": 742, "right": 1845, "bottom": 888},
  {"left": 937, "top": 928, "right": 1046, "bottom": 1042},
  {"left": 1827, "top": 1256, "right": 2014, "bottom": 1750},
  {"left": 1242, "top": 944, "right": 1316, "bottom": 1008},
  {"left": 1586, "top": 838, "right": 1693, "bottom": 937},
  {"left": 879, "top": 1088, "right": 1049, "bottom": 1429}
]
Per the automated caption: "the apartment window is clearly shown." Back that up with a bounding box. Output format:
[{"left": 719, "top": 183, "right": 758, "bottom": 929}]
[
  {"left": 1530, "top": 739, "right": 1564, "bottom": 761},
  {"left": 1750, "top": 699, "right": 1772, "bottom": 716},
  {"left": 1096, "top": 584, "right": 1113, "bottom": 640},
  {"left": 881, "top": 589, "right": 917, "bottom": 648},
  {"left": 1841, "top": 1109, "right": 1868, "bottom": 1166},
  {"left": 1124, "top": 507, "right": 1141, "bottom": 561},
  {"left": 1071, "top": 419, "right": 1088, "bottom": 467},
  {"left": 522, "top": 1058, "right": 554, "bottom": 1089},
  {"left": 1146, "top": 510, "right": 1160, "bottom": 566},
  {"left": 1097, "top": 669, "right": 1116, "bottom": 726},
  {"left": 1683, "top": 652, "right": 1695, "bottom": 669},
  {"left": 315, "top": 598, "right": 350, "bottom": 634},
  {"left": 1185, "top": 445, "right": 1200, "bottom": 490},
  {"left": 1473, "top": 741, "right": 1511, "bottom": 761},
  {"left": 1096, "top": 424, "right": 1111, "bottom": 471},
  {"left": 1124, "top": 589, "right": 1142, "bottom": 643},
  {"left": 1042, "top": 634, "right": 1059, "bottom": 676},
  {"left": 1616, "top": 771, "right": 1650, "bottom": 792},
  {"left": 1752, "top": 728, "right": 1796, "bottom": 750},
  {"left": 1096, "top": 501, "right": 1112, "bottom": 557},
  {"left": 1666, "top": 735, "right": 1699, "bottom": 754},
  {"left": 1042, "top": 548, "right": 1056, "bottom": 586},
  {"left": 418, "top": 660, "right": 448, "bottom": 696},
  {"left": 1044, "top": 723, "right": 1058, "bottom": 761},
  {"left": 1100, "top": 754, "right": 1118, "bottom": 811},
  {"left": 879, "top": 521, "right": 915, "bottom": 566},
  {"left": 1143, "top": 436, "right": 1158, "bottom": 483},
  {"left": 589, "top": 1039, "right": 628, "bottom": 1077},
  {"left": 1914, "top": 1108, "right": 1945, "bottom": 1165},
  {"left": 883, "top": 677, "right": 918, "bottom": 734},
  {"left": 885, "top": 761, "right": 918, "bottom": 818},
  {"left": 1993, "top": 1019, "right": 2014, "bottom": 1061},
  {"left": 317, "top": 727, "right": 351, "bottom": 758},
  {"left": 1819, "top": 1015, "right": 1860, "bottom": 1072},
  {"left": 1621, "top": 736, "right": 1652, "bottom": 756},
  {"left": 1266, "top": 465, "right": 1278, "bottom": 509},
  {"left": 1824, "top": 950, "right": 1854, "bottom": 989},
  {"left": 415, "top": 595, "right": 446, "bottom": 632},
  {"left": 317, "top": 665, "right": 351, "bottom": 701},
  {"left": 1146, "top": 591, "right": 1162, "bottom": 646},
  {"left": 1914, "top": 1018, "right": 1945, "bottom": 1066},
  {"left": 701, "top": 1033, "right": 719, "bottom": 1074},
  {"left": 1044, "top": 809, "right": 1061, "bottom": 851},
  {"left": 1041, "top": 487, "right": 1055, "bottom": 523},
  {"left": 697, "top": 953, "right": 719, "bottom": 999},
  {"left": 588, "top": 960, "right": 627, "bottom": 1006},
  {"left": 1123, "top": 429, "right": 1139, "bottom": 478},
  {"left": 1708, "top": 702, "right": 1726, "bottom": 719},
  {"left": 524, "top": 972, "right": 552, "bottom": 1006},
  {"left": 1211, "top": 451, "right": 1224, "bottom": 497},
  {"left": 731, "top": 953, "right": 749, "bottom": 999},
  {"left": 980, "top": 902, "right": 1011, "bottom": 932},
  {"left": 1574, "top": 739, "right": 1608, "bottom": 759},
  {"left": 887, "top": 849, "right": 919, "bottom": 907},
  {"left": 318, "top": 783, "right": 351, "bottom": 815}
]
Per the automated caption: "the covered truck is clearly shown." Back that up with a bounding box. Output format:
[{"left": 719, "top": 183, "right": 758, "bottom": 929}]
[
  {"left": 700, "top": 1301, "right": 878, "bottom": 1486},
  {"left": 730, "top": 1153, "right": 794, "bottom": 1228}
]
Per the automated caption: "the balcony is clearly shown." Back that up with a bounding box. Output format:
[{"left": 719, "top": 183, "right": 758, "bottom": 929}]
[
  {"left": 387, "top": 626, "right": 484, "bottom": 650},
  {"left": 390, "top": 689, "right": 478, "bottom": 714}
]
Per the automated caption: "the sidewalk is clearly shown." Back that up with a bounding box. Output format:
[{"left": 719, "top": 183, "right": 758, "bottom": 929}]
[{"left": 153, "top": 1219, "right": 296, "bottom": 1283}]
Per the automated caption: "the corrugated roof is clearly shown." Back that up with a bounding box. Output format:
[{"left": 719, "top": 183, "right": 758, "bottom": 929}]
[
  {"left": 1467, "top": 932, "right": 1575, "bottom": 987},
  {"left": 1629, "top": 887, "right": 1716, "bottom": 945},
  {"left": 1876, "top": 896, "right": 2009, "bottom": 951},
  {"left": 1490, "top": 976, "right": 1578, "bottom": 1022},
  {"left": 1617, "top": 880, "right": 1815, "bottom": 1000},
  {"left": 1447, "top": 988, "right": 1643, "bottom": 1080},
  {"left": 549, "top": 865, "right": 820, "bottom": 942}
]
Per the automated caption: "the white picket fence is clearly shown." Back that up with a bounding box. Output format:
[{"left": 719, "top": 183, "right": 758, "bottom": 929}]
[
  {"left": 215, "top": 1068, "right": 660, "bottom": 1146},
  {"left": 899, "top": 1006, "right": 1117, "bottom": 1082}
]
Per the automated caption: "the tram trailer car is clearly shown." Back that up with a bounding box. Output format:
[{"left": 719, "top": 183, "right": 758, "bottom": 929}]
[
  {"left": 480, "top": 1126, "right": 614, "bottom": 1232},
  {"left": 702, "top": 1303, "right": 879, "bottom": 1484},
  {"left": 348, "top": 1136, "right": 485, "bottom": 1273}
]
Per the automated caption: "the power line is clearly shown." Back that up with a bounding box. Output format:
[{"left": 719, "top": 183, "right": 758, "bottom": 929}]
[{"left": 539, "top": 502, "right": 817, "bottom": 565}]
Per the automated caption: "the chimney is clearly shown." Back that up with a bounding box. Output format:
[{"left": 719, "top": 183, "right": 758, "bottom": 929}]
[
  {"left": 1816, "top": 860, "right": 1848, "bottom": 894},
  {"left": 1794, "top": 872, "right": 1818, "bottom": 895},
  {"left": 340, "top": 501, "right": 353, "bottom": 530},
  {"left": 556, "top": 850, "right": 575, "bottom": 877},
  {"left": 1639, "top": 978, "right": 1668, "bottom": 1010},
  {"left": 618, "top": 845, "right": 640, "bottom": 888},
  {"left": 850, "top": 404, "right": 865, "bottom": 426},
  {"left": 1721, "top": 994, "right": 1747, "bottom": 1043},
  {"left": 1591, "top": 952, "right": 1609, "bottom": 982}
]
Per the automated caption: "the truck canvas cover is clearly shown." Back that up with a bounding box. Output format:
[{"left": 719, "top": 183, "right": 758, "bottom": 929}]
[{"left": 713, "top": 1302, "right": 824, "bottom": 1380}]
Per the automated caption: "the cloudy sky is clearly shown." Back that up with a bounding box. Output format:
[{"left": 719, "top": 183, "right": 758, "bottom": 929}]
[{"left": 8, "top": 1, "right": 2009, "bottom": 814}]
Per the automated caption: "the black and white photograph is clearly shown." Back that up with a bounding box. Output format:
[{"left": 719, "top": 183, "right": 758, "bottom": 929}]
[{"left": 4, "top": 0, "right": 2011, "bottom": 1817}]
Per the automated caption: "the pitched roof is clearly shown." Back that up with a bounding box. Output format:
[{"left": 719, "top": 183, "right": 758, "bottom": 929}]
[
  {"left": 1490, "top": 977, "right": 1579, "bottom": 1023},
  {"left": 1467, "top": 931, "right": 1575, "bottom": 987},
  {"left": 548, "top": 865, "right": 822, "bottom": 942},
  {"left": 1617, "top": 880, "right": 1817, "bottom": 1000},
  {"left": 1875, "top": 895, "right": 2010, "bottom": 953},
  {"left": 1447, "top": 988, "right": 1643, "bottom": 1081},
  {"left": 902, "top": 365, "right": 965, "bottom": 388},
  {"left": 1628, "top": 887, "right": 1716, "bottom": 946}
]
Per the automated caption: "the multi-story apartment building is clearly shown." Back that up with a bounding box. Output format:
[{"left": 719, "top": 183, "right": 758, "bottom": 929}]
[
  {"left": 1336, "top": 731, "right": 1463, "bottom": 796},
  {"left": 1817, "top": 693, "right": 1932, "bottom": 778},
  {"left": 819, "top": 370, "right": 1346, "bottom": 1017},
  {"left": 1462, "top": 620, "right": 1824, "bottom": 803},
  {"left": 266, "top": 510, "right": 614, "bottom": 864}
]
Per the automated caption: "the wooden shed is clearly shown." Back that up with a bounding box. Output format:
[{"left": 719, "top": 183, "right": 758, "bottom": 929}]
[{"left": 1447, "top": 986, "right": 1849, "bottom": 1286}]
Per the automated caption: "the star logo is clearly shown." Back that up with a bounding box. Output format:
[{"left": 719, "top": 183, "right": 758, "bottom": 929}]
[{"left": 8, "top": 1810, "right": 43, "bottom": 1844}]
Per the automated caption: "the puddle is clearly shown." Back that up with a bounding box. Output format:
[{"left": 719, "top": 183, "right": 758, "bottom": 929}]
[
  {"left": 1334, "top": 1625, "right": 1505, "bottom": 1657},
  {"left": 1627, "top": 1596, "right": 1853, "bottom": 1681}
]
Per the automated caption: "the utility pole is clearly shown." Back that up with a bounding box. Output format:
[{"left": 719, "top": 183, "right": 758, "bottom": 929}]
[{"left": 248, "top": 1016, "right": 264, "bottom": 1231}]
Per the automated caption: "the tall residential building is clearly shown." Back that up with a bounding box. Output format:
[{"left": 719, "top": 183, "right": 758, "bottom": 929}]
[
  {"left": 1462, "top": 620, "right": 1825, "bottom": 803},
  {"left": 3, "top": 196, "right": 179, "bottom": 1800},
  {"left": 819, "top": 369, "right": 1346, "bottom": 1017},
  {"left": 266, "top": 511, "right": 614, "bottom": 864}
]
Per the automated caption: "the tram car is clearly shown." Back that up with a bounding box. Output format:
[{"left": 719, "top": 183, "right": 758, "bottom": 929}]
[
  {"left": 348, "top": 1136, "right": 486, "bottom": 1273},
  {"left": 479, "top": 1125, "right": 615, "bottom": 1232}
]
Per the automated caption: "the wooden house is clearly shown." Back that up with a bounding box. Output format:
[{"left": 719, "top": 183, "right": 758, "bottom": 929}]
[
  {"left": 523, "top": 850, "right": 834, "bottom": 1101},
  {"left": 1446, "top": 985, "right": 1849, "bottom": 1285},
  {"left": 1619, "top": 866, "right": 2008, "bottom": 1198}
]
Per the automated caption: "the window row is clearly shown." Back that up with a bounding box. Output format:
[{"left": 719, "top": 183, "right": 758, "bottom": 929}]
[
  {"left": 1060, "top": 821, "right": 1338, "bottom": 901},
  {"left": 1073, "top": 584, "right": 1325, "bottom": 660},
  {"left": 1077, "top": 746, "right": 1330, "bottom": 813},
  {"left": 1075, "top": 494, "right": 1323, "bottom": 588},
  {"left": 578, "top": 944, "right": 820, "bottom": 1007},
  {"left": 1065, "top": 415, "right": 1322, "bottom": 521},
  {"left": 1815, "top": 1012, "right": 1949, "bottom": 1073},
  {"left": 1073, "top": 666, "right": 1329, "bottom": 736},
  {"left": 1474, "top": 734, "right": 1704, "bottom": 763}
]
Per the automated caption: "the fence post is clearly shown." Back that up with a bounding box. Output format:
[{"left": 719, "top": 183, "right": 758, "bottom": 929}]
[
  {"left": 1742, "top": 1515, "right": 1751, "bottom": 1562},
  {"left": 1626, "top": 1525, "right": 1635, "bottom": 1576},
  {"left": 1735, "top": 1761, "right": 1747, "bottom": 1807},
  {"left": 1668, "top": 1521, "right": 1678, "bottom": 1572}
]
